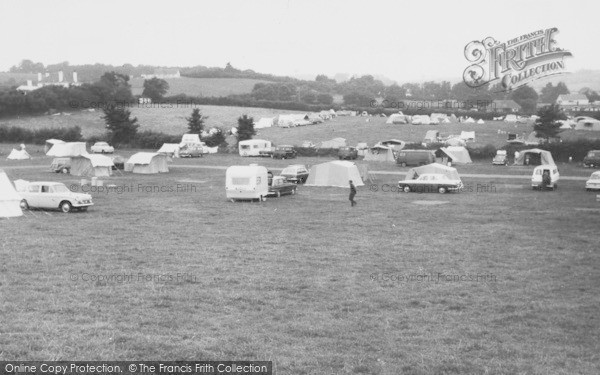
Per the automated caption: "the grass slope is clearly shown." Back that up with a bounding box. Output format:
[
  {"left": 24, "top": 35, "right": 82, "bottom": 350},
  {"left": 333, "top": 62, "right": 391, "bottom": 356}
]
[{"left": 130, "top": 77, "right": 269, "bottom": 97}]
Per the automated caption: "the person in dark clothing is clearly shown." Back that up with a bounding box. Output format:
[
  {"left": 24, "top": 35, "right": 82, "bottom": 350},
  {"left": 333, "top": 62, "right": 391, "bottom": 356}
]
[
  {"left": 349, "top": 180, "right": 357, "bottom": 206},
  {"left": 542, "top": 170, "right": 551, "bottom": 189}
]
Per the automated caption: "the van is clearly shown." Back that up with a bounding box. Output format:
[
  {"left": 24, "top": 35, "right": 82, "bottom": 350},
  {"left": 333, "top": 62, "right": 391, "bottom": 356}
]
[
  {"left": 338, "top": 146, "right": 358, "bottom": 160},
  {"left": 583, "top": 150, "right": 600, "bottom": 168},
  {"left": 531, "top": 165, "right": 560, "bottom": 190},
  {"left": 396, "top": 150, "right": 436, "bottom": 167},
  {"left": 226, "top": 164, "right": 269, "bottom": 201}
]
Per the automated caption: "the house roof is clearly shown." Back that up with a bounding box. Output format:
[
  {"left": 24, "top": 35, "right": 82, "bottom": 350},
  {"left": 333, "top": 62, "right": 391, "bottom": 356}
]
[{"left": 557, "top": 94, "right": 588, "bottom": 102}]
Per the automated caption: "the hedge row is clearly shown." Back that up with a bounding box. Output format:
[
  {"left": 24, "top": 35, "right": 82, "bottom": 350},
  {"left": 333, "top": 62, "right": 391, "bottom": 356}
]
[{"left": 0, "top": 125, "right": 83, "bottom": 144}]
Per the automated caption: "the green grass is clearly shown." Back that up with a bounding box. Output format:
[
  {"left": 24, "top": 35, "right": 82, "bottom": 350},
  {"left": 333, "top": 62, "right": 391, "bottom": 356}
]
[
  {"left": 129, "top": 77, "right": 270, "bottom": 97},
  {"left": 1, "top": 154, "right": 599, "bottom": 374}
]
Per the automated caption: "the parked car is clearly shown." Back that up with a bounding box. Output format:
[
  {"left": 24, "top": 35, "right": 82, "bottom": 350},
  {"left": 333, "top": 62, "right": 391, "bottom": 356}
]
[
  {"left": 280, "top": 164, "right": 309, "bottom": 184},
  {"left": 19, "top": 182, "right": 93, "bottom": 213},
  {"left": 585, "top": 171, "right": 600, "bottom": 191},
  {"left": 90, "top": 142, "right": 115, "bottom": 154},
  {"left": 272, "top": 145, "right": 297, "bottom": 159},
  {"left": 492, "top": 150, "right": 508, "bottom": 166},
  {"left": 396, "top": 150, "right": 436, "bottom": 167},
  {"left": 338, "top": 146, "right": 358, "bottom": 160},
  {"left": 50, "top": 157, "right": 71, "bottom": 173},
  {"left": 268, "top": 175, "right": 297, "bottom": 197},
  {"left": 531, "top": 165, "right": 560, "bottom": 190},
  {"left": 398, "top": 173, "right": 463, "bottom": 194},
  {"left": 179, "top": 145, "right": 204, "bottom": 158},
  {"left": 583, "top": 150, "right": 600, "bottom": 168}
]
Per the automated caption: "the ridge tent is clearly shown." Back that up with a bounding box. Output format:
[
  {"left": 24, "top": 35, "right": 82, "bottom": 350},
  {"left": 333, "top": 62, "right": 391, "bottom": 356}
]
[
  {"left": 70, "top": 154, "right": 115, "bottom": 177},
  {"left": 329, "top": 109, "right": 337, "bottom": 117},
  {"left": 477, "top": 119, "right": 485, "bottom": 124},
  {"left": 405, "top": 163, "right": 462, "bottom": 182},
  {"left": 255, "top": 118, "right": 274, "bottom": 129},
  {"left": 363, "top": 145, "right": 396, "bottom": 162},
  {"left": 459, "top": 131, "right": 476, "bottom": 141},
  {"left": 412, "top": 115, "right": 432, "bottom": 125},
  {"left": 430, "top": 113, "right": 448, "bottom": 123},
  {"left": 464, "top": 117, "right": 475, "bottom": 123},
  {"left": 319, "top": 138, "right": 347, "bottom": 149},
  {"left": 513, "top": 148, "right": 555, "bottom": 166},
  {"left": 438, "top": 146, "right": 473, "bottom": 164},
  {"left": 157, "top": 143, "right": 180, "bottom": 157},
  {"left": 442, "top": 117, "right": 451, "bottom": 123},
  {"left": 7, "top": 148, "right": 31, "bottom": 160},
  {"left": 46, "top": 142, "right": 87, "bottom": 157},
  {"left": 305, "top": 161, "right": 364, "bottom": 187},
  {"left": 125, "top": 152, "right": 169, "bottom": 174},
  {"left": 44, "top": 139, "right": 65, "bottom": 153},
  {"left": 206, "top": 146, "right": 219, "bottom": 154},
  {"left": 308, "top": 114, "right": 324, "bottom": 124},
  {"left": 504, "top": 114, "right": 518, "bottom": 123},
  {"left": 386, "top": 113, "right": 408, "bottom": 124},
  {"left": 424, "top": 130, "right": 440, "bottom": 143},
  {"left": 444, "top": 137, "right": 467, "bottom": 147},
  {"left": 0, "top": 169, "right": 23, "bottom": 218},
  {"left": 181, "top": 134, "right": 203, "bottom": 148}
]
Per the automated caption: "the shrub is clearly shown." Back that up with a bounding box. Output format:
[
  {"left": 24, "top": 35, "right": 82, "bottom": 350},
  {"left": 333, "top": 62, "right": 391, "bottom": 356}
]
[{"left": 131, "top": 131, "right": 181, "bottom": 149}]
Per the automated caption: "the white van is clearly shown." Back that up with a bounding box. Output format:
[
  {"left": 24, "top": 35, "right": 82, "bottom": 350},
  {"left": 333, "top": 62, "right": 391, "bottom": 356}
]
[
  {"left": 531, "top": 165, "right": 560, "bottom": 190},
  {"left": 226, "top": 164, "right": 269, "bottom": 201},
  {"left": 238, "top": 139, "right": 272, "bottom": 157}
]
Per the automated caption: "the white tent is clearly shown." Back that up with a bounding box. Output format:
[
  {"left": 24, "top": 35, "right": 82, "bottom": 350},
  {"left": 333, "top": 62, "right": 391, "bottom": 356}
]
[
  {"left": 157, "top": 143, "right": 180, "bottom": 157},
  {"left": 525, "top": 131, "right": 543, "bottom": 146},
  {"left": 459, "top": 131, "right": 476, "bottom": 141},
  {"left": 364, "top": 145, "right": 396, "bottom": 162},
  {"left": 0, "top": 169, "right": 23, "bottom": 218},
  {"left": 464, "top": 117, "right": 475, "bottom": 123},
  {"left": 70, "top": 154, "right": 115, "bottom": 177},
  {"left": 504, "top": 114, "right": 518, "bottom": 123},
  {"left": 442, "top": 117, "right": 451, "bottom": 123},
  {"left": 305, "top": 161, "right": 364, "bottom": 187},
  {"left": 46, "top": 142, "right": 87, "bottom": 157},
  {"left": 412, "top": 115, "right": 432, "bottom": 125},
  {"left": 513, "top": 148, "right": 555, "bottom": 166},
  {"left": 125, "top": 152, "right": 169, "bottom": 174},
  {"left": 386, "top": 113, "right": 408, "bottom": 124},
  {"left": 181, "top": 134, "right": 203, "bottom": 147},
  {"left": 277, "top": 114, "right": 309, "bottom": 127},
  {"left": 356, "top": 142, "right": 369, "bottom": 156},
  {"left": 319, "top": 138, "right": 347, "bottom": 149},
  {"left": 424, "top": 130, "right": 440, "bottom": 143},
  {"left": 574, "top": 116, "right": 600, "bottom": 131},
  {"left": 7, "top": 149, "right": 31, "bottom": 160},
  {"left": 44, "top": 139, "right": 65, "bottom": 153},
  {"left": 439, "top": 146, "right": 473, "bottom": 164},
  {"left": 444, "top": 137, "right": 467, "bottom": 147},
  {"left": 477, "top": 119, "right": 485, "bottom": 124},
  {"left": 405, "top": 163, "right": 461, "bottom": 182},
  {"left": 255, "top": 118, "right": 274, "bottom": 129},
  {"left": 206, "top": 146, "right": 219, "bottom": 154}
]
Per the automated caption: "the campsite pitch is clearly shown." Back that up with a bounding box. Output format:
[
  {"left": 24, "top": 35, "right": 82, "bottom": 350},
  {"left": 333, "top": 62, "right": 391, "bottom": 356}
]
[{"left": 1, "top": 155, "right": 599, "bottom": 374}]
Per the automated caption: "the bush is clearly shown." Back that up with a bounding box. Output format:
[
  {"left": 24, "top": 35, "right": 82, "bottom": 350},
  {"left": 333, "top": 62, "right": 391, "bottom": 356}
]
[
  {"left": 0, "top": 125, "right": 82, "bottom": 144},
  {"left": 131, "top": 131, "right": 181, "bottom": 149}
]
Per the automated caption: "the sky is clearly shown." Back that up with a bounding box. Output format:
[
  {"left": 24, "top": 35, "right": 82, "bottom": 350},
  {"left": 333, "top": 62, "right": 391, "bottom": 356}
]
[{"left": 1, "top": 0, "right": 598, "bottom": 83}]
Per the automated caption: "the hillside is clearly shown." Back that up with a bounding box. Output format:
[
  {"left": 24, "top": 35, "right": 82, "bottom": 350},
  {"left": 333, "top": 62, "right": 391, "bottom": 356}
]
[{"left": 129, "top": 77, "right": 268, "bottom": 97}]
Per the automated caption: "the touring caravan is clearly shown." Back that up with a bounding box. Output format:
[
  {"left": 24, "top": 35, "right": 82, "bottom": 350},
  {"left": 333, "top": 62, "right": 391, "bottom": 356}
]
[
  {"left": 238, "top": 139, "right": 272, "bottom": 157},
  {"left": 226, "top": 164, "right": 269, "bottom": 201}
]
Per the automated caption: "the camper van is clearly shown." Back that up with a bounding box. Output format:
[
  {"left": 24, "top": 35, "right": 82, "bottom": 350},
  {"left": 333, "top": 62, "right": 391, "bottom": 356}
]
[
  {"left": 531, "top": 165, "right": 560, "bottom": 190},
  {"left": 396, "top": 150, "right": 436, "bottom": 167},
  {"left": 226, "top": 164, "right": 269, "bottom": 202},
  {"left": 238, "top": 139, "right": 272, "bottom": 157}
]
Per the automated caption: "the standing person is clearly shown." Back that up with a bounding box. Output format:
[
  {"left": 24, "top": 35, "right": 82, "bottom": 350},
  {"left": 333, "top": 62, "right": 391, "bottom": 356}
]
[{"left": 349, "top": 180, "right": 357, "bottom": 207}]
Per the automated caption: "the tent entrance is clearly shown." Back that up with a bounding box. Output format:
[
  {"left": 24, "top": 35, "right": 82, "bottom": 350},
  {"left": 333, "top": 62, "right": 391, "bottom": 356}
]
[{"left": 524, "top": 152, "right": 542, "bottom": 165}]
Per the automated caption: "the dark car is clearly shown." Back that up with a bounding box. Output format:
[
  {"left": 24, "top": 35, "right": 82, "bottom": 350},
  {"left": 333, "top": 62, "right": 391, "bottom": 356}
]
[
  {"left": 583, "top": 150, "right": 600, "bottom": 168},
  {"left": 267, "top": 175, "right": 297, "bottom": 197},
  {"left": 272, "top": 145, "right": 297, "bottom": 159},
  {"left": 338, "top": 146, "right": 358, "bottom": 160},
  {"left": 179, "top": 145, "right": 204, "bottom": 158},
  {"left": 280, "top": 164, "right": 309, "bottom": 184}
]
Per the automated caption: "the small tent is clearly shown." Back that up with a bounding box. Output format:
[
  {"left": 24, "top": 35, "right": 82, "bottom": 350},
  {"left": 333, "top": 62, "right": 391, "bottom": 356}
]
[
  {"left": 255, "top": 118, "right": 274, "bottom": 129},
  {"left": 157, "top": 143, "right": 180, "bottom": 157},
  {"left": 477, "top": 119, "right": 485, "bottom": 124},
  {"left": 459, "top": 131, "right": 476, "bottom": 141},
  {"left": 319, "top": 138, "right": 347, "bottom": 149},
  {"left": 46, "top": 142, "right": 87, "bottom": 157},
  {"left": 7, "top": 148, "right": 31, "bottom": 160},
  {"left": 0, "top": 169, "right": 23, "bottom": 218},
  {"left": 504, "top": 114, "right": 518, "bottom": 123},
  {"left": 430, "top": 113, "right": 448, "bottom": 123},
  {"left": 412, "top": 115, "right": 432, "bottom": 125},
  {"left": 70, "top": 154, "right": 114, "bottom": 177},
  {"left": 574, "top": 116, "right": 600, "bottom": 131},
  {"left": 513, "top": 148, "right": 555, "bottom": 166},
  {"left": 525, "top": 131, "right": 543, "bottom": 146},
  {"left": 44, "top": 139, "right": 65, "bottom": 153},
  {"left": 464, "top": 117, "right": 475, "bottom": 123},
  {"left": 364, "top": 145, "right": 396, "bottom": 162},
  {"left": 356, "top": 142, "right": 369, "bottom": 156},
  {"left": 444, "top": 137, "right": 467, "bottom": 147},
  {"left": 438, "top": 146, "right": 473, "bottom": 164},
  {"left": 125, "top": 152, "right": 169, "bottom": 174},
  {"left": 405, "top": 163, "right": 462, "bottom": 182},
  {"left": 181, "top": 134, "right": 203, "bottom": 148},
  {"left": 424, "top": 130, "right": 440, "bottom": 143},
  {"left": 305, "top": 161, "right": 364, "bottom": 187},
  {"left": 386, "top": 113, "right": 408, "bottom": 124}
]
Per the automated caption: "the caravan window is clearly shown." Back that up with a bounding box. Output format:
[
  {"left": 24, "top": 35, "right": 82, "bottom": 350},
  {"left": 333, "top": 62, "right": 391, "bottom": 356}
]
[
  {"left": 231, "top": 177, "right": 250, "bottom": 185},
  {"left": 253, "top": 145, "right": 259, "bottom": 149},
  {"left": 240, "top": 145, "right": 250, "bottom": 150}
]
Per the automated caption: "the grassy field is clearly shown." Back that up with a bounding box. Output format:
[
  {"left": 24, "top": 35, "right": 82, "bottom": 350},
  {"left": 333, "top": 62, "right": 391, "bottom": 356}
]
[
  {"left": 1, "top": 153, "right": 600, "bottom": 374},
  {"left": 129, "top": 77, "right": 269, "bottom": 97},
  {"left": 3, "top": 107, "right": 600, "bottom": 147}
]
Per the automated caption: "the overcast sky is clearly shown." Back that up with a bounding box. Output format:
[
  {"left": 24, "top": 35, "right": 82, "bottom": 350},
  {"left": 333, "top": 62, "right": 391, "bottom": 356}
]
[{"left": 1, "top": 0, "right": 597, "bottom": 82}]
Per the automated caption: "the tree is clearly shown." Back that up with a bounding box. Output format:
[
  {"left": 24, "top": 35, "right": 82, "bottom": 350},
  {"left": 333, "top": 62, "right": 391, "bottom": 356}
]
[
  {"left": 579, "top": 87, "right": 600, "bottom": 103},
  {"left": 236, "top": 114, "right": 255, "bottom": 144},
  {"left": 142, "top": 78, "right": 169, "bottom": 101},
  {"left": 316, "top": 93, "right": 334, "bottom": 105},
  {"left": 533, "top": 104, "right": 566, "bottom": 142},
  {"left": 91, "top": 72, "right": 134, "bottom": 103},
  {"left": 540, "top": 82, "right": 570, "bottom": 103},
  {"left": 102, "top": 105, "right": 139, "bottom": 145},
  {"left": 187, "top": 108, "right": 206, "bottom": 134},
  {"left": 202, "top": 127, "right": 227, "bottom": 148},
  {"left": 510, "top": 85, "right": 538, "bottom": 113}
]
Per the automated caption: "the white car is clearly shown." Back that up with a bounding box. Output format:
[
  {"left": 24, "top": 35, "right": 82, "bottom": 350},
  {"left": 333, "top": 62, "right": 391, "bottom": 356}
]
[
  {"left": 531, "top": 165, "right": 560, "bottom": 190},
  {"left": 585, "top": 171, "right": 600, "bottom": 191},
  {"left": 91, "top": 142, "right": 114, "bottom": 153},
  {"left": 398, "top": 173, "right": 463, "bottom": 194},
  {"left": 19, "top": 182, "right": 93, "bottom": 213}
]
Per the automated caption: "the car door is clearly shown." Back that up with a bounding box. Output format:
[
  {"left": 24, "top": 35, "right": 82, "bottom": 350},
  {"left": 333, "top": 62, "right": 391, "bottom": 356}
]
[
  {"left": 38, "top": 184, "right": 56, "bottom": 209},
  {"left": 24, "top": 184, "right": 40, "bottom": 207}
]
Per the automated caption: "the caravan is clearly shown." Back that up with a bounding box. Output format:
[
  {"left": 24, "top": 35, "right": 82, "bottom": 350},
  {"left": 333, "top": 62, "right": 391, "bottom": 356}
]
[
  {"left": 238, "top": 139, "right": 272, "bottom": 157},
  {"left": 226, "top": 164, "right": 270, "bottom": 202}
]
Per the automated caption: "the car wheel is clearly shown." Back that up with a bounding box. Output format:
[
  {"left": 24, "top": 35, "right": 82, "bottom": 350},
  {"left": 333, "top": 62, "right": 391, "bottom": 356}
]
[
  {"left": 401, "top": 162, "right": 407, "bottom": 167},
  {"left": 403, "top": 186, "right": 410, "bottom": 193},
  {"left": 277, "top": 191, "right": 281, "bottom": 197},
  {"left": 101, "top": 150, "right": 105, "bottom": 154},
  {"left": 260, "top": 195, "right": 266, "bottom": 202},
  {"left": 60, "top": 201, "right": 72, "bottom": 213},
  {"left": 438, "top": 187, "right": 447, "bottom": 194},
  {"left": 62, "top": 168, "right": 69, "bottom": 174},
  {"left": 20, "top": 199, "right": 29, "bottom": 210}
]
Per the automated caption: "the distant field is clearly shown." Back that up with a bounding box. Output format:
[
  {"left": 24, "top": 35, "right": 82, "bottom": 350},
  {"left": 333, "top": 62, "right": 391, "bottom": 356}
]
[
  {"left": 130, "top": 77, "right": 269, "bottom": 97},
  {"left": 0, "top": 72, "right": 37, "bottom": 86}
]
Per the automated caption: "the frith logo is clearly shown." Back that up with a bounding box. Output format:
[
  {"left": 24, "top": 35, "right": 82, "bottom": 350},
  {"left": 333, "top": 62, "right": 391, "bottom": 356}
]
[{"left": 463, "top": 28, "right": 572, "bottom": 91}]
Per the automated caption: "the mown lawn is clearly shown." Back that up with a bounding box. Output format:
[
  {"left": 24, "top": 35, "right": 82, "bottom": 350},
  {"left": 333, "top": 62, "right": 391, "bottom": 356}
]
[{"left": 1, "top": 154, "right": 599, "bottom": 374}]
